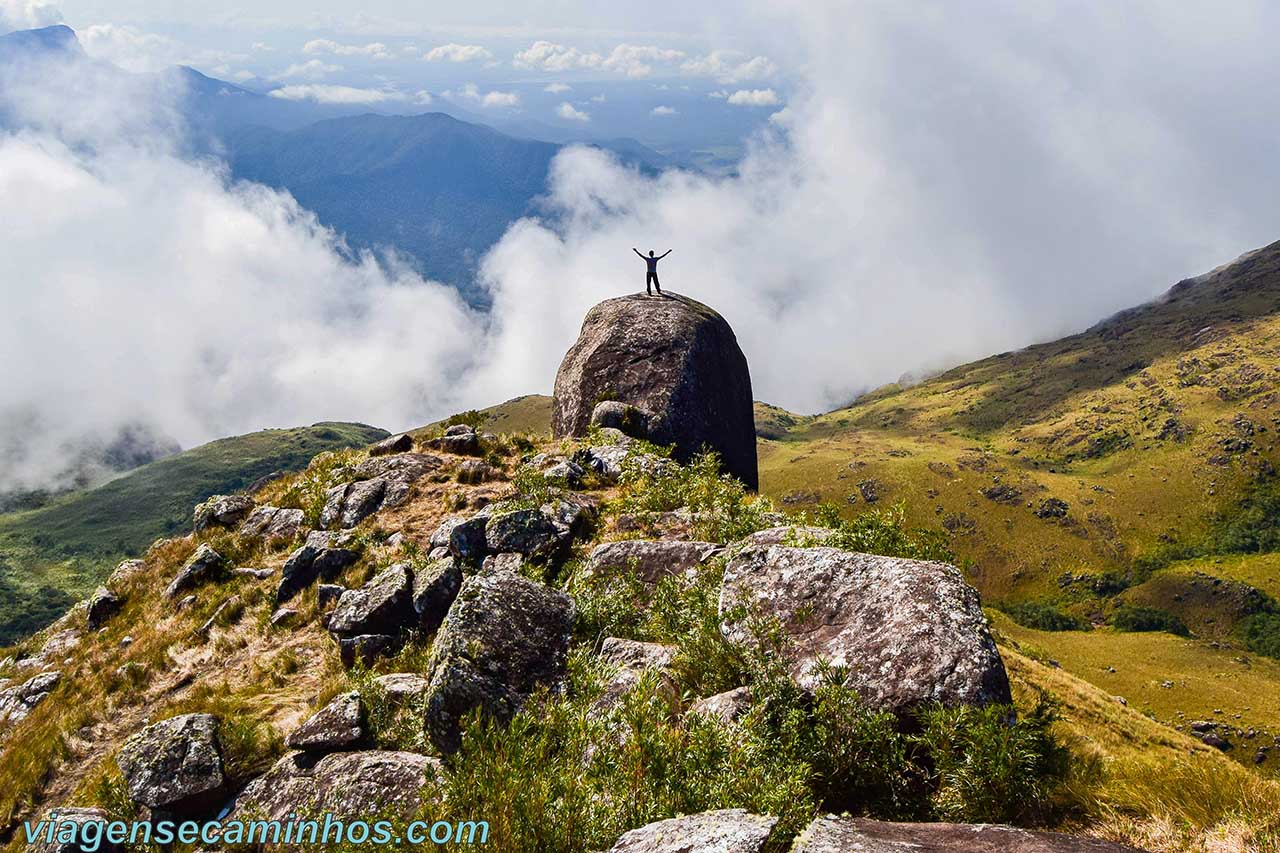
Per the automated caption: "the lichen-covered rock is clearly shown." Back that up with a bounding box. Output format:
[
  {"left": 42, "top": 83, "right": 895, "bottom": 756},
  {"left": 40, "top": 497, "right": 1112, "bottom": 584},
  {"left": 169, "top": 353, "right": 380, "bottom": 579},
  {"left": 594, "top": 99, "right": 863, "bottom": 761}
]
[
  {"left": 374, "top": 673, "right": 430, "bottom": 703},
  {"left": 328, "top": 563, "right": 414, "bottom": 638},
  {"left": 720, "top": 545, "right": 1011, "bottom": 715},
  {"left": 553, "top": 294, "right": 758, "bottom": 489},
  {"left": 448, "top": 516, "right": 490, "bottom": 562},
  {"left": 163, "top": 544, "right": 227, "bottom": 600},
  {"left": 0, "top": 671, "right": 61, "bottom": 728},
  {"left": 585, "top": 539, "right": 721, "bottom": 586},
  {"left": 317, "top": 583, "right": 345, "bottom": 609},
  {"left": 116, "top": 713, "right": 226, "bottom": 816},
  {"left": 277, "top": 531, "right": 358, "bottom": 603},
  {"left": 574, "top": 442, "right": 674, "bottom": 485},
  {"left": 688, "top": 686, "right": 753, "bottom": 724},
  {"left": 229, "top": 751, "right": 440, "bottom": 824},
  {"left": 318, "top": 454, "right": 443, "bottom": 530},
  {"left": 369, "top": 433, "right": 414, "bottom": 457},
  {"left": 606, "top": 809, "right": 777, "bottom": 853},
  {"left": 424, "top": 426, "right": 481, "bottom": 456},
  {"left": 86, "top": 587, "right": 122, "bottom": 631},
  {"left": 193, "top": 494, "right": 255, "bottom": 533},
  {"left": 789, "top": 815, "right": 1148, "bottom": 852},
  {"left": 484, "top": 508, "right": 565, "bottom": 562},
  {"left": 423, "top": 570, "right": 575, "bottom": 753},
  {"left": 238, "top": 505, "right": 305, "bottom": 542},
  {"left": 740, "top": 526, "right": 836, "bottom": 547},
  {"left": 412, "top": 557, "right": 462, "bottom": 635},
  {"left": 594, "top": 638, "right": 677, "bottom": 712},
  {"left": 286, "top": 691, "right": 364, "bottom": 752},
  {"left": 27, "top": 807, "right": 124, "bottom": 853},
  {"left": 338, "top": 634, "right": 398, "bottom": 668},
  {"left": 107, "top": 558, "right": 146, "bottom": 587}
]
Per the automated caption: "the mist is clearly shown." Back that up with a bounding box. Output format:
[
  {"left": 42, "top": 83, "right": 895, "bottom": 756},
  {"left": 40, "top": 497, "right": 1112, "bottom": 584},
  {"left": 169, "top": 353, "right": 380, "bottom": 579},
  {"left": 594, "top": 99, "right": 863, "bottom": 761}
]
[{"left": 6, "top": 1, "right": 1280, "bottom": 493}]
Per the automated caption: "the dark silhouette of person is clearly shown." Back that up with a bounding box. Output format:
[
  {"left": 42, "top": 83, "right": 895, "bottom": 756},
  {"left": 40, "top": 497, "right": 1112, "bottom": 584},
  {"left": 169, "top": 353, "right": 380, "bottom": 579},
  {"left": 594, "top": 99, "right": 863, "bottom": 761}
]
[{"left": 633, "top": 247, "right": 671, "bottom": 295}]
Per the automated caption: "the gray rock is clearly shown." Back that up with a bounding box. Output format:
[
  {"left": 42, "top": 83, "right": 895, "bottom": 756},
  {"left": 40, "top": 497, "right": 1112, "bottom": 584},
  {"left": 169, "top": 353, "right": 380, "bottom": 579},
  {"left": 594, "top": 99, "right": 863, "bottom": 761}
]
[
  {"left": 790, "top": 815, "right": 1148, "bottom": 852},
  {"left": 339, "top": 634, "right": 398, "bottom": 668},
  {"left": 318, "top": 454, "right": 443, "bottom": 530},
  {"left": 449, "top": 516, "right": 490, "bottom": 562},
  {"left": 317, "top": 584, "right": 346, "bottom": 609},
  {"left": 374, "top": 673, "right": 430, "bottom": 703},
  {"left": 27, "top": 807, "right": 123, "bottom": 853},
  {"left": 606, "top": 809, "right": 777, "bottom": 853},
  {"left": 286, "top": 691, "right": 364, "bottom": 752},
  {"left": 595, "top": 638, "right": 677, "bottom": 711},
  {"left": 163, "top": 544, "right": 227, "bottom": 600},
  {"left": 425, "top": 427, "right": 481, "bottom": 456},
  {"left": 457, "top": 459, "right": 495, "bottom": 484},
  {"left": 277, "top": 532, "right": 358, "bottom": 603},
  {"left": 193, "top": 494, "right": 255, "bottom": 533},
  {"left": 352, "top": 453, "right": 442, "bottom": 498},
  {"left": 429, "top": 516, "right": 467, "bottom": 550},
  {"left": 481, "top": 553, "right": 525, "bottom": 574},
  {"left": 1201, "top": 732, "right": 1232, "bottom": 751},
  {"left": 234, "top": 567, "right": 275, "bottom": 581},
  {"left": 229, "top": 750, "right": 440, "bottom": 823},
  {"left": 341, "top": 478, "right": 388, "bottom": 528},
  {"left": 688, "top": 686, "right": 753, "bottom": 724},
  {"left": 553, "top": 294, "right": 758, "bottom": 489},
  {"left": 107, "top": 559, "right": 146, "bottom": 587},
  {"left": 86, "top": 587, "right": 122, "bottom": 631},
  {"left": 0, "top": 671, "right": 61, "bottom": 727},
  {"left": 269, "top": 608, "right": 299, "bottom": 628},
  {"left": 720, "top": 545, "right": 1011, "bottom": 715},
  {"left": 424, "top": 569, "right": 575, "bottom": 753},
  {"left": 369, "top": 433, "right": 415, "bottom": 457},
  {"left": 740, "top": 526, "right": 836, "bottom": 547},
  {"left": 586, "top": 539, "right": 722, "bottom": 586},
  {"left": 116, "top": 713, "right": 226, "bottom": 816},
  {"left": 238, "top": 505, "right": 305, "bottom": 542},
  {"left": 412, "top": 558, "right": 463, "bottom": 635},
  {"left": 484, "top": 508, "right": 565, "bottom": 562},
  {"left": 590, "top": 400, "right": 652, "bottom": 439},
  {"left": 328, "top": 563, "right": 415, "bottom": 638}
]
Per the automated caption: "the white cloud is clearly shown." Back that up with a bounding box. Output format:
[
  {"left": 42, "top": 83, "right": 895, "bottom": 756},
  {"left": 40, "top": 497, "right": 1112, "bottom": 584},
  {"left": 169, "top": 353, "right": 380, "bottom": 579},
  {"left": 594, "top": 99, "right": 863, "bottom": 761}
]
[
  {"left": 251, "top": 42, "right": 273, "bottom": 52},
  {"left": 726, "top": 88, "right": 780, "bottom": 106},
  {"left": 423, "top": 43, "right": 493, "bottom": 63},
  {"left": 590, "top": 93, "right": 606, "bottom": 102},
  {"left": 513, "top": 40, "right": 601, "bottom": 72},
  {"left": 682, "top": 49, "right": 777, "bottom": 83},
  {"left": 269, "top": 84, "right": 405, "bottom": 104},
  {"left": 302, "top": 39, "right": 392, "bottom": 60},
  {"left": 412, "top": 90, "right": 433, "bottom": 105},
  {"left": 650, "top": 105, "right": 676, "bottom": 116},
  {"left": 514, "top": 41, "right": 685, "bottom": 78},
  {"left": 0, "top": 0, "right": 61, "bottom": 31},
  {"left": 600, "top": 43, "right": 685, "bottom": 78},
  {"left": 273, "top": 59, "right": 341, "bottom": 80},
  {"left": 79, "top": 24, "right": 245, "bottom": 74},
  {"left": 544, "top": 82, "right": 571, "bottom": 93},
  {"left": 448, "top": 82, "right": 519, "bottom": 109},
  {"left": 556, "top": 101, "right": 589, "bottom": 122}
]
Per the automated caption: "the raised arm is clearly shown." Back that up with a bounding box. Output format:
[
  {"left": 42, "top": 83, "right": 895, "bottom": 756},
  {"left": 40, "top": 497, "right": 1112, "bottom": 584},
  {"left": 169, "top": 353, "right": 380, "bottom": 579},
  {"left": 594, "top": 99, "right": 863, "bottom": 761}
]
[
  {"left": 632, "top": 248, "right": 645, "bottom": 259},
  {"left": 659, "top": 249, "right": 673, "bottom": 259}
]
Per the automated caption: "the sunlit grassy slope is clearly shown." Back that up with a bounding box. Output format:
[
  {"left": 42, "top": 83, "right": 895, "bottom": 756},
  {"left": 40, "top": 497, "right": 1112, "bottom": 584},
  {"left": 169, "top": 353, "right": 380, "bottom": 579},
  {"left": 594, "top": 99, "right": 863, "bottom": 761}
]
[{"left": 0, "top": 422, "right": 387, "bottom": 643}]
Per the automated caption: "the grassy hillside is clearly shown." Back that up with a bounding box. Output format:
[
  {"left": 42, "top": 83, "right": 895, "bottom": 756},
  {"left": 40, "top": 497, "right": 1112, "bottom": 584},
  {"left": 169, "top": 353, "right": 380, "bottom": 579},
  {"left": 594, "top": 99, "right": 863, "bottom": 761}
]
[{"left": 0, "top": 422, "right": 387, "bottom": 643}]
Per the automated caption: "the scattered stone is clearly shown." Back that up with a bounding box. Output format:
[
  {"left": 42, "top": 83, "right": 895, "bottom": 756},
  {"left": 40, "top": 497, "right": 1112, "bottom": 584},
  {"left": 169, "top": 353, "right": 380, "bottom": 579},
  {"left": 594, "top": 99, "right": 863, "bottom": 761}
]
[
  {"left": 269, "top": 608, "right": 299, "bottom": 629},
  {"left": 238, "top": 505, "right": 305, "bottom": 543},
  {"left": 553, "top": 294, "right": 758, "bottom": 489},
  {"left": 982, "top": 483, "right": 1023, "bottom": 504},
  {"left": 117, "top": 713, "right": 226, "bottom": 817},
  {"left": 286, "top": 692, "right": 365, "bottom": 752},
  {"left": 277, "top": 532, "right": 358, "bottom": 603},
  {"left": 411, "top": 557, "right": 462, "bottom": 635},
  {"left": 424, "top": 569, "right": 575, "bottom": 753},
  {"left": 790, "top": 815, "right": 1147, "bottom": 852},
  {"left": 721, "top": 545, "right": 1011, "bottom": 715},
  {"left": 1200, "top": 732, "right": 1232, "bottom": 751},
  {"left": 195, "top": 596, "right": 240, "bottom": 639},
  {"left": 429, "top": 517, "right": 466, "bottom": 550},
  {"left": 857, "top": 478, "right": 883, "bottom": 503},
  {"left": 0, "top": 671, "right": 61, "bottom": 727},
  {"left": 164, "top": 544, "right": 227, "bottom": 600},
  {"left": 328, "top": 564, "right": 415, "bottom": 638},
  {"left": 229, "top": 751, "right": 440, "bottom": 824},
  {"left": 86, "top": 587, "right": 122, "bottom": 631},
  {"left": 606, "top": 809, "right": 777, "bottom": 853},
  {"left": 369, "top": 433, "right": 415, "bottom": 457},
  {"left": 353, "top": 453, "right": 442, "bottom": 508},
  {"left": 456, "top": 459, "right": 495, "bottom": 484},
  {"left": 1036, "top": 498, "right": 1070, "bottom": 519},
  {"left": 374, "top": 673, "right": 430, "bottom": 703},
  {"left": 688, "top": 686, "right": 753, "bottom": 725},
  {"left": 192, "top": 494, "right": 255, "bottom": 533},
  {"left": 584, "top": 539, "right": 721, "bottom": 586},
  {"left": 233, "top": 567, "right": 274, "bottom": 581},
  {"left": 1189, "top": 720, "right": 1215, "bottom": 733},
  {"left": 425, "top": 425, "right": 481, "bottom": 456},
  {"left": 107, "top": 559, "right": 146, "bottom": 587}
]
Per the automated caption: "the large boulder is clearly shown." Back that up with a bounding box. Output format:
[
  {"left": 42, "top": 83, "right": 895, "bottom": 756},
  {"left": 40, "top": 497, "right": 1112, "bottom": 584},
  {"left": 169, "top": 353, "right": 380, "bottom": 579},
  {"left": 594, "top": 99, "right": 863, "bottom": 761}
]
[
  {"left": 484, "top": 508, "right": 566, "bottom": 562},
  {"left": 327, "top": 563, "right": 415, "bottom": 639},
  {"left": 238, "top": 505, "right": 305, "bottom": 543},
  {"left": 163, "top": 544, "right": 227, "bottom": 600},
  {"left": 229, "top": 750, "right": 440, "bottom": 823},
  {"left": 412, "top": 557, "right": 463, "bottom": 635},
  {"left": 552, "top": 294, "right": 758, "bottom": 489},
  {"left": 277, "top": 531, "right": 359, "bottom": 603},
  {"left": 116, "top": 713, "right": 226, "bottom": 817},
  {"left": 423, "top": 570, "right": 575, "bottom": 754},
  {"left": 790, "top": 816, "right": 1149, "bottom": 852},
  {"left": 193, "top": 494, "right": 255, "bottom": 533},
  {"left": 369, "top": 433, "right": 414, "bottom": 457},
  {"left": 720, "top": 545, "right": 1011, "bottom": 715},
  {"left": 286, "top": 691, "right": 365, "bottom": 753},
  {"left": 606, "top": 809, "right": 777, "bottom": 853},
  {"left": 585, "top": 540, "right": 721, "bottom": 586}
]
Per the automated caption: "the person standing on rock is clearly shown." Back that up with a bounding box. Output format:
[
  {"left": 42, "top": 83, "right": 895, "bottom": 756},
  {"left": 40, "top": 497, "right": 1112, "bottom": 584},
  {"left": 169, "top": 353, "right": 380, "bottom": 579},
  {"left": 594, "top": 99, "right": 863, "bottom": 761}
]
[{"left": 633, "top": 247, "right": 671, "bottom": 295}]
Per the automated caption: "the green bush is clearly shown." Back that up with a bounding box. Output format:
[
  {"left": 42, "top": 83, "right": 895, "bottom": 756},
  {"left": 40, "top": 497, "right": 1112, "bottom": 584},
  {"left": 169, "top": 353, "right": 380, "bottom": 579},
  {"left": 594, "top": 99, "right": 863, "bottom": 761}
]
[
  {"left": 443, "top": 410, "right": 489, "bottom": 431},
  {"left": 1240, "top": 612, "right": 1280, "bottom": 660},
  {"left": 999, "top": 601, "right": 1090, "bottom": 632},
  {"left": 804, "top": 503, "right": 954, "bottom": 562},
  {"left": 1109, "top": 605, "right": 1190, "bottom": 637},
  {"left": 616, "top": 451, "right": 776, "bottom": 543}
]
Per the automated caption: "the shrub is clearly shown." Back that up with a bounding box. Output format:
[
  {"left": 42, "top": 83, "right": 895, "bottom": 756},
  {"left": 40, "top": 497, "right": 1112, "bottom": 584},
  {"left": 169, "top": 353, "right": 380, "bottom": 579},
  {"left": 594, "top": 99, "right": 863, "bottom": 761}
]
[
  {"left": 1109, "top": 606, "right": 1190, "bottom": 637},
  {"left": 804, "top": 502, "right": 954, "bottom": 562},
  {"left": 999, "top": 601, "right": 1090, "bottom": 632},
  {"left": 443, "top": 410, "right": 489, "bottom": 431},
  {"left": 1240, "top": 612, "right": 1280, "bottom": 660},
  {"left": 616, "top": 451, "right": 776, "bottom": 543}
]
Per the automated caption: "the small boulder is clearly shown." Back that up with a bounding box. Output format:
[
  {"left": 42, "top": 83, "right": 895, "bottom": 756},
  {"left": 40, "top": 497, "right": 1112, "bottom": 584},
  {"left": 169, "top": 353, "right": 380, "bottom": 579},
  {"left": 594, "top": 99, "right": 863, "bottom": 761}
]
[
  {"left": 720, "top": 545, "right": 1011, "bottom": 715},
  {"left": 164, "top": 544, "right": 227, "bottom": 600},
  {"left": 269, "top": 608, "right": 299, "bottom": 629},
  {"left": 277, "top": 532, "right": 358, "bottom": 603},
  {"left": 606, "top": 809, "right": 776, "bottom": 853},
  {"left": 286, "top": 691, "right": 365, "bottom": 752},
  {"left": 116, "top": 713, "right": 226, "bottom": 816},
  {"left": 484, "top": 508, "right": 565, "bottom": 562},
  {"left": 448, "top": 516, "right": 490, "bottom": 563},
  {"left": 1201, "top": 732, "right": 1232, "bottom": 751},
  {"left": 86, "top": 587, "right": 122, "bottom": 631},
  {"left": 328, "top": 564, "right": 415, "bottom": 638},
  {"left": 0, "top": 671, "right": 61, "bottom": 728},
  {"left": 317, "top": 584, "right": 346, "bottom": 609},
  {"left": 412, "top": 557, "right": 463, "bottom": 635},
  {"left": 429, "top": 516, "right": 466, "bottom": 550},
  {"left": 107, "top": 559, "right": 146, "bottom": 587},
  {"left": 585, "top": 539, "right": 721, "bottom": 586},
  {"left": 369, "top": 433, "right": 415, "bottom": 457},
  {"left": 790, "top": 815, "right": 1147, "bottom": 852},
  {"left": 457, "top": 459, "right": 495, "bottom": 484},
  {"left": 339, "top": 634, "right": 398, "bottom": 668},
  {"left": 423, "top": 569, "right": 575, "bottom": 753},
  {"left": 238, "top": 505, "right": 305, "bottom": 543},
  {"left": 193, "top": 494, "right": 255, "bottom": 533},
  {"left": 374, "top": 673, "right": 430, "bottom": 703},
  {"left": 425, "top": 426, "right": 481, "bottom": 456},
  {"left": 688, "top": 686, "right": 753, "bottom": 725}
]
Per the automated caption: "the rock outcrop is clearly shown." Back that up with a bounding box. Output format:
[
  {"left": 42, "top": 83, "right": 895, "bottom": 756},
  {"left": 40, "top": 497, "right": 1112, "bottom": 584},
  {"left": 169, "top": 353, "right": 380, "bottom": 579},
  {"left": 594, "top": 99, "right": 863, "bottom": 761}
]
[
  {"left": 277, "top": 531, "right": 359, "bottom": 603},
  {"left": 238, "top": 505, "right": 305, "bottom": 543},
  {"left": 552, "top": 294, "right": 758, "bottom": 489},
  {"left": 790, "top": 815, "right": 1148, "bottom": 852},
  {"left": 720, "top": 545, "right": 1011, "bottom": 715},
  {"left": 585, "top": 539, "right": 722, "bottom": 586},
  {"left": 423, "top": 569, "right": 575, "bottom": 753},
  {"left": 606, "top": 809, "right": 777, "bottom": 853},
  {"left": 85, "top": 587, "right": 122, "bottom": 631},
  {"left": 0, "top": 671, "right": 61, "bottom": 728},
  {"left": 286, "top": 691, "right": 365, "bottom": 752},
  {"left": 116, "top": 713, "right": 226, "bottom": 817},
  {"left": 318, "top": 453, "right": 441, "bottom": 530},
  {"left": 192, "top": 494, "right": 255, "bottom": 533},
  {"left": 163, "top": 544, "right": 227, "bottom": 600}
]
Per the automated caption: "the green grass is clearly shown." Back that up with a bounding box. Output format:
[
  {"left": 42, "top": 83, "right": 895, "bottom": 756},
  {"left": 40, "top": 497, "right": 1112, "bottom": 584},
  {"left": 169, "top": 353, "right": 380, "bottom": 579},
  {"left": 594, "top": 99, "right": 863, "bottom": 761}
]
[{"left": 0, "top": 422, "right": 387, "bottom": 643}]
